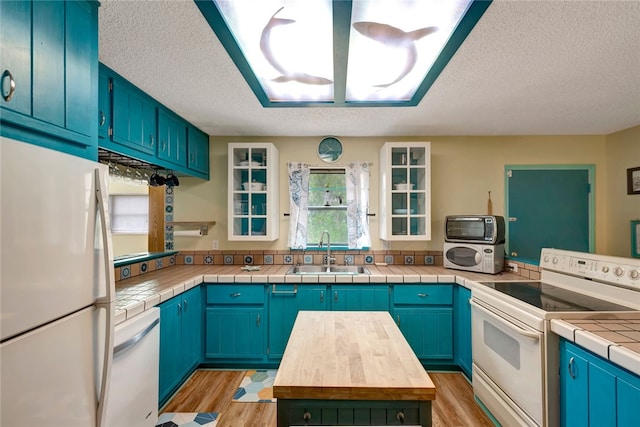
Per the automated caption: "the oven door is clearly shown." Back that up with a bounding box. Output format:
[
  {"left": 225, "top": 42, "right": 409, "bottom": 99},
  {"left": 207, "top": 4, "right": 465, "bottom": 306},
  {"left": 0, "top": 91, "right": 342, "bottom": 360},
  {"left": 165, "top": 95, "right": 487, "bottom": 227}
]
[{"left": 471, "top": 298, "right": 545, "bottom": 426}]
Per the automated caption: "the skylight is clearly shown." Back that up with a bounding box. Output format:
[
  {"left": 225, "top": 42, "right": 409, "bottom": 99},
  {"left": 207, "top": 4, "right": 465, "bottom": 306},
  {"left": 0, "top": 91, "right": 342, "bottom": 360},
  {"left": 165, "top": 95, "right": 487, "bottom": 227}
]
[{"left": 195, "top": 0, "right": 491, "bottom": 107}]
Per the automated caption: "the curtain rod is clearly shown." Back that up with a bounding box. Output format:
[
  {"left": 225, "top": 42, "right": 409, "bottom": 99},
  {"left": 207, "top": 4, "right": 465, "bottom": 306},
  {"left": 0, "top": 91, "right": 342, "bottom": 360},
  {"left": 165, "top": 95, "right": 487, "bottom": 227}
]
[{"left": 289, "top": 162, "right": 374, "bottom": 169}]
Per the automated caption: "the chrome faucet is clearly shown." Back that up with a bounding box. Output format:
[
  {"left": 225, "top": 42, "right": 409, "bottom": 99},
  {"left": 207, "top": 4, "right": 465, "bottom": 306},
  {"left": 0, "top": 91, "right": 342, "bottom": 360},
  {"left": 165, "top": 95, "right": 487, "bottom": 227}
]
[{"left": 318, "top": 230, "right": 335, "bottom": 267}]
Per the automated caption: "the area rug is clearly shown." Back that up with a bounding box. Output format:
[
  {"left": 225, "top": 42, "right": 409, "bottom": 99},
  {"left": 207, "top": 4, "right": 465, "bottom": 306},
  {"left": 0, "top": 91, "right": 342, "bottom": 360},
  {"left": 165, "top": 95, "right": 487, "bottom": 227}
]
[
  {"left": 232, "top": 369, "right": 277, "bottom": 403},
  {"left": 156, "top": 412, "right": 219, "bottom": 427}
]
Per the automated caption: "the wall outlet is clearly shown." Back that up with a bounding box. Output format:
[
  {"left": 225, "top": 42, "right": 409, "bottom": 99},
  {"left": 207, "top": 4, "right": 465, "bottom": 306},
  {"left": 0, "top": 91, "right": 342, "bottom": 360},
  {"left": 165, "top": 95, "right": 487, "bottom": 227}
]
[
  {"left": 508, "top": 262, "right": 518, "bottom": 272},
  {"left": 212, "top": 240, "right": 219, "bottom": 250}
]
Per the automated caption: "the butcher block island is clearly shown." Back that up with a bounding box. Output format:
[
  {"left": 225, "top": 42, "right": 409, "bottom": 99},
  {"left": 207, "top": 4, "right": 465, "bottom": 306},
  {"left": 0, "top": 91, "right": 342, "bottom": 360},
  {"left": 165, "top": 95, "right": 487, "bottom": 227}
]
[{"left": 274, "top": 311, "right": 436, "bottom": 426}]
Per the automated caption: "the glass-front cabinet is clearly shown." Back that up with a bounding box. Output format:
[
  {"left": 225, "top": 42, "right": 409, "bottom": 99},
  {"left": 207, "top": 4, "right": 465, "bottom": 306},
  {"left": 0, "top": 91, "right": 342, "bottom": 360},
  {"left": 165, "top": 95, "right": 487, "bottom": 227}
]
[
  {"left": 379, "top": 142, "right": 431, "bottom": 240},
  {"left": 228, "top": 143, "right": 279, "bottom": 240}
]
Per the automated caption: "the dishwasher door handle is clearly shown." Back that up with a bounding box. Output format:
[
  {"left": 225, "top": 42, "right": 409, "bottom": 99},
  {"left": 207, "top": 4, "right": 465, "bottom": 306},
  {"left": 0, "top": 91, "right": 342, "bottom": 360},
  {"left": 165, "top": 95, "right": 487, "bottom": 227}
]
[{"left": 113, "top": 318, "right": 160, "bottom": 357}]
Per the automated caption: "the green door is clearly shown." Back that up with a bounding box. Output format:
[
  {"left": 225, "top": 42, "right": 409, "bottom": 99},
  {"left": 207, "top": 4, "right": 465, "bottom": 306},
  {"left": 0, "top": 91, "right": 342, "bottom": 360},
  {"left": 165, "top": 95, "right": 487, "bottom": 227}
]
[{"left": 506, "top": 167, "right": 593, "bottom": 264}]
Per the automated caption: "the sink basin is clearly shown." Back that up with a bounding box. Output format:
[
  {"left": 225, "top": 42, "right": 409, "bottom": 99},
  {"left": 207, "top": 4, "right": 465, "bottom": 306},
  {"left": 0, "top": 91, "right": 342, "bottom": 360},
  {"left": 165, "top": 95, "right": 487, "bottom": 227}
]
[{"left": 286, "top": 265, "right": 370, "bottom": 275}]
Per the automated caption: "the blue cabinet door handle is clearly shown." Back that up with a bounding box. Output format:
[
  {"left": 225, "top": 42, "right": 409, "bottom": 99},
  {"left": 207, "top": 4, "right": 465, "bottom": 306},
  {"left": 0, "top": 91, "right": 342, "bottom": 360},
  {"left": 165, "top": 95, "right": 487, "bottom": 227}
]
[
  {"left": 2, "top": 70, "right": 16, "bottom": 102},
  {"left": 568, "top": 356, "right": 577, "bottom": 379}
]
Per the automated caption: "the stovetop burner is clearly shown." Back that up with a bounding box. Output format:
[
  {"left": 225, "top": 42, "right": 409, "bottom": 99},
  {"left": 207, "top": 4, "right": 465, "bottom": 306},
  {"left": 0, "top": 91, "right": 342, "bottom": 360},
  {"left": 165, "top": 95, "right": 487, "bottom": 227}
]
[{"left": 478, "top": 281, "right": 633, "bottom": 312}]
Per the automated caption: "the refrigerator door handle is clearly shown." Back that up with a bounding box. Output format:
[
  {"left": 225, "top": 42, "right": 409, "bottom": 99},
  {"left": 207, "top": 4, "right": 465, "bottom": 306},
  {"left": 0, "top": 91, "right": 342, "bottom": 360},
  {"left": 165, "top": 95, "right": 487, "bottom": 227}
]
[
  {"left": 95, "top": 167, "right": 115, "bottom": 305},
  {"left": 95, "top": 168, "right": 115, "bottom": 427}
]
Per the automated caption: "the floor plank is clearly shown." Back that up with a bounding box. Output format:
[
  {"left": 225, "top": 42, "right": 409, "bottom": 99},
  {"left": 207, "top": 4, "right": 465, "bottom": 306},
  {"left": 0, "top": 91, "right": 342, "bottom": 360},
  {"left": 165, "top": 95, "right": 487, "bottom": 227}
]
[{"left": 161, "top": 370, "right": 493, "bottom": 427}]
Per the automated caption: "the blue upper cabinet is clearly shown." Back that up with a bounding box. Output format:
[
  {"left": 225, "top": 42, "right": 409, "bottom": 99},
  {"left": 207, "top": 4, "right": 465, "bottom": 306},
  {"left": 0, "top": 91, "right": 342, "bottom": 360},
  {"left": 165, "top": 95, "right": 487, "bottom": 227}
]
[
  {"left": 187, "top": 124, "right": 210, "bottom": 177},
  {"left": 0, "top": 0, "right": 98, "bottom": 160},
  {"left": 98, "top": 63, "right": 209, "bottom": 180},
  {"left": 112, "top": 77, "right": 157, "bottom": 156},
  {"left": 157, "top": 107, "right": 187, "bottom": 168},
  {"left": 97, "top": 70, "right": 111, "bottom": 141}
]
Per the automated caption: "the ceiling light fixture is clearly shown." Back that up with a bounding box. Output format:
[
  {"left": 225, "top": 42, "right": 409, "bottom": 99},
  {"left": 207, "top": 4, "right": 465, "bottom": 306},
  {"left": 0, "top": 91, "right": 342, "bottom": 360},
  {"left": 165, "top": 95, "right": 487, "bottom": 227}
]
[{"left": 195, "top": 0, "right": 491, "bottom": 107}]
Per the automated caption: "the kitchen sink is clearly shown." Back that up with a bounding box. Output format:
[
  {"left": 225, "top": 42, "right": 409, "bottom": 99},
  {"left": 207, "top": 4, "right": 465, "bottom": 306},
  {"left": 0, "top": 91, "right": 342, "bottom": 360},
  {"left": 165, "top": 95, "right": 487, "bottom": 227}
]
[{"left": 286, "top": 265, "right": 370, "bottom": 275}]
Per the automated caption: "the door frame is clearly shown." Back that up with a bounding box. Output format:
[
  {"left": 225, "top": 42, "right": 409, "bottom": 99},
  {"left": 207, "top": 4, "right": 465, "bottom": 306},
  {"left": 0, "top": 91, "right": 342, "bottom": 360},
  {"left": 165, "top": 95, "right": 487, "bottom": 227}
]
[{"left": 504, "top": 164, "right": 596, "bottom": 263}]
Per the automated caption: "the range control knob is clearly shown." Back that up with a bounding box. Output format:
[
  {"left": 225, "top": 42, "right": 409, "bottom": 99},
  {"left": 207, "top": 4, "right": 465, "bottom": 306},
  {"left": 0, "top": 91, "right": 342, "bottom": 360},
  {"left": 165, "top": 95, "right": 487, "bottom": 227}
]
[
  {"left": 552, "top": 257, "right": 558, "bottom": 264},
  {"left": 614, "top": 266, "right": 625, "bottom": 277},
  {"left": 543, "top": 255, "right": 550, "bottom": 263},
  {"left": 602, "top": 266, "right": 610, "bottom": 273},
  {"left": 629, "top": 270, "right": 639, "bottom": 280}
]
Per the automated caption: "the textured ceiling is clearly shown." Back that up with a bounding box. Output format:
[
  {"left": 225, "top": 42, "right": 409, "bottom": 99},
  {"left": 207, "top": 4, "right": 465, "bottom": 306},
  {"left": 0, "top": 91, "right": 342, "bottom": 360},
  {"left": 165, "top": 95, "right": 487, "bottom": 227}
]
[{"left": 98, "top": 0, "right": 640, "bottom": 137}]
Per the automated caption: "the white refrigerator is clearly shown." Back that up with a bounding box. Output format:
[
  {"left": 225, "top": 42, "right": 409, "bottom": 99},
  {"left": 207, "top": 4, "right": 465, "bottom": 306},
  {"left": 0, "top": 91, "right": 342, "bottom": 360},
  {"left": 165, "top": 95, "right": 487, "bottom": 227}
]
[{"left": 0, "top": 137, "right": 115, "bottom": 427}]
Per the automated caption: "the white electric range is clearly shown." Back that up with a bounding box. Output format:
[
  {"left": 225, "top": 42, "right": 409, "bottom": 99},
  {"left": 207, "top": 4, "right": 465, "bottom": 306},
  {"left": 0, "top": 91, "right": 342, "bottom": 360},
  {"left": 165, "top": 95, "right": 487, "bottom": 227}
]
[{"left": 468, "top": 248, "right": 640, "bottom": 427}]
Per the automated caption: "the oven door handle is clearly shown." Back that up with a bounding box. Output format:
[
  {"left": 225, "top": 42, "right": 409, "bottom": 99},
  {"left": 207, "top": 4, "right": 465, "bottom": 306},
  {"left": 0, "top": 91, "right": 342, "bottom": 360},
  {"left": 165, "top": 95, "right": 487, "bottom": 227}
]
[{"left": 471, "top": 299, "right": 541, "bottom": 341}]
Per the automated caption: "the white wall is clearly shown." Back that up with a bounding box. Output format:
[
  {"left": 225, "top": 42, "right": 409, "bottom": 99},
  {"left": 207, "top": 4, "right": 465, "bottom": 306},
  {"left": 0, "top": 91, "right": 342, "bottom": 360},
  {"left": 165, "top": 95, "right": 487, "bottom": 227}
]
[
  {"left": 173, "top": 134, "right": 619, "bottom": 254},
  {"left": 605, "top": 126, "right": 640, "bottom": 257}
]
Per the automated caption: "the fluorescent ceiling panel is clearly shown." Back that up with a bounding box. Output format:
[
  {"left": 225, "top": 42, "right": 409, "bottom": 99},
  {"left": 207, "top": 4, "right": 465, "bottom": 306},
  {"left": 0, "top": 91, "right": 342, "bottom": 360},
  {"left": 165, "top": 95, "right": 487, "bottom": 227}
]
[{"left": 196, "top": 0, "right": 491, "bottom": 107}]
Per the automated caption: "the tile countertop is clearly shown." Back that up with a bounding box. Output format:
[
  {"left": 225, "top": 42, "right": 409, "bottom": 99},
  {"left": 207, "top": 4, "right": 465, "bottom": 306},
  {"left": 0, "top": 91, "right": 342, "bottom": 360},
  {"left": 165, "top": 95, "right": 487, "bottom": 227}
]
[
  {"left": 113, "top": 264, "right": 521, "bottom": 325},
  {"left": 115, "top": 263, "right": 640, "bottom": 375},
  {"left": 551, "top": 318, "right": 640, "bottom": 377}
]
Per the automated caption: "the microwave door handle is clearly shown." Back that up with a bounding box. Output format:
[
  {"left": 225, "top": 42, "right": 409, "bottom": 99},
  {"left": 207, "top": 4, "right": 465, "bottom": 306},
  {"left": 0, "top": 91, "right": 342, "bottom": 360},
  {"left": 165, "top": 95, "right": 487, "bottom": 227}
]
[{"left": 470, "top": 299, "right": 541, "bottom": 340}]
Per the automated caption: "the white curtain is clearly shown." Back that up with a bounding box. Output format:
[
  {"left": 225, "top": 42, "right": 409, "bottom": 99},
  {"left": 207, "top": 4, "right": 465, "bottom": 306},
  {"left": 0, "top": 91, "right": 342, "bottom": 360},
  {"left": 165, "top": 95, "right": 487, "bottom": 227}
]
[
  {"left": 346, "top": 162, "right": 371, "bottom": 249},
  {"left": 287, "top": 162, "right": 310, "bottom": 249}
]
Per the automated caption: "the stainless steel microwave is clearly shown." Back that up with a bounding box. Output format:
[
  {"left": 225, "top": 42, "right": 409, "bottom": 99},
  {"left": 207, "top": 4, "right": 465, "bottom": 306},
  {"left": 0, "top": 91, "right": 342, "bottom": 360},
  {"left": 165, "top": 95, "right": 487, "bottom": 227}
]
[
  {"left": 445, "top": 215, "right": 505, "bottom": 244},
  {"left": 443, "top": 242, "right": 505, "bottom": 274}
]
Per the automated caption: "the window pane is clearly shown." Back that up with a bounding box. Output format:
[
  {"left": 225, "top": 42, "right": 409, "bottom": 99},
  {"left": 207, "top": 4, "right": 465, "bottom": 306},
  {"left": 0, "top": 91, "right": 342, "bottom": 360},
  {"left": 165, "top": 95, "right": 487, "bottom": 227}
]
[
  {"left": 109, "top": 195, "right": 149, "bottom": 234},
  {"left": 307, "top": 209, "right": 348, "bottom": 245},
  {"left": 307, "top": 171, "right": 347, "bottom": 245}
]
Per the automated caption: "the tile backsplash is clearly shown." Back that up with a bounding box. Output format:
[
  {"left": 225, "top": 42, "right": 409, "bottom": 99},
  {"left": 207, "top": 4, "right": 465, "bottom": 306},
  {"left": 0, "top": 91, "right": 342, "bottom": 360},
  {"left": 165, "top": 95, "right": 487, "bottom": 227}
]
[
  {"left": 114, "top": 250, "right": 444, "bottom": 281},
  {"left": 113, "top": 250, "right": 541, "bottom": 283},
  {"left": 170, "top": 249, "right": 445, "bottom": 268}
]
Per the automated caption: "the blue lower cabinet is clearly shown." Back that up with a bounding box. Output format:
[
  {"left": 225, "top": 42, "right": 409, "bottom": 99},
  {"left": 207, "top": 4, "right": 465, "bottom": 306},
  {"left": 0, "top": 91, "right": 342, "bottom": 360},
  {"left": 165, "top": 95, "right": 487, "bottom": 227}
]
[
  {"left": 158, "top": 286, "right": 202, "bottom": 405},
  {"left": 267, "top": 284, "right": 328, "bottom": 359},
  {"left": 330, "top": 285, "right": 390, "bottom": 311},
  {"left": 181, "top": 287, "right": 203, "bottom": 373},
  {"left": 205, "top": 306, "right": 265, "bottom": 359},
  {"left": 393, "top": 307, "right": 453, "bottom": 360},
  {"left": 454, "top": 286, "right": 472, "bottom": 378},
  {"left": 560, "top": 339, "right": 640, "bottom": 427},
  {"left": 617, "top": 375, "right": 640, "bottom": 426},
  {"left": 159, "top": 297, "right": 182, "bottom": 404},
  {"left": 204, "top": 284, "right": 266, "bottom": 360},
  {"left": 392, "top": 284, "right": 453, "bottom": 362}
]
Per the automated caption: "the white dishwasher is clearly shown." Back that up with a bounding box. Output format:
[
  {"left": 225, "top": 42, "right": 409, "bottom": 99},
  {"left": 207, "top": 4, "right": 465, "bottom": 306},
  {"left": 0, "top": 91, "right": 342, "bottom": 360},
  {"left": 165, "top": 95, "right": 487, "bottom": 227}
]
[{"left": 105, "top": 307, "right": 160, "bottom": 427}]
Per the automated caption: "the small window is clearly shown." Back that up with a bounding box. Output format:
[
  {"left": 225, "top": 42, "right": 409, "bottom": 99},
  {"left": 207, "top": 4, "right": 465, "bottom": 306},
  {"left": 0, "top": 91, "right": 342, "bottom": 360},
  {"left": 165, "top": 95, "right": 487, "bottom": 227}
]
[
  {"left": 109, "top": 195, "right": 149, "bottom": 234},
  {"left": 306, "top": 169, "right": 347, "bottom": 246}
]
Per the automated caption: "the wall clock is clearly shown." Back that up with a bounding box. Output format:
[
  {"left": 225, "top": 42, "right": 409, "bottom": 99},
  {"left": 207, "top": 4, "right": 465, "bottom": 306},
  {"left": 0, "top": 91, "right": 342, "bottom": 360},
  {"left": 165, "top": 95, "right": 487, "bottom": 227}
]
[{"left": 318, "top": 136, "right": 343, "bottom": 163}]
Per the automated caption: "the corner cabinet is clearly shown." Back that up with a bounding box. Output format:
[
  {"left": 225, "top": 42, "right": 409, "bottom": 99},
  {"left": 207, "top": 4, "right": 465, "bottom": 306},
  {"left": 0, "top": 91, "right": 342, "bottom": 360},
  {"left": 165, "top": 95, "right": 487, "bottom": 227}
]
[
  {"left": 454, "top": 285, "right": 472, "bottom": 379},
  {"left": 228, "top": 143, "right": 279, "bottom": 240},
  {"left": 379, "top": 142, "right": 431, "bottom": 241},
  {"left": 158, "top": 286, "right": 202, "bottom": 405}
]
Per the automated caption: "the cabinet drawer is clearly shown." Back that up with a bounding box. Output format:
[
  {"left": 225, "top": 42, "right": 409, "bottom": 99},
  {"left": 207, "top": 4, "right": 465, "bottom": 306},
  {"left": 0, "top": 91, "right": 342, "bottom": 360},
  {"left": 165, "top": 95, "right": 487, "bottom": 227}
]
[
  {"left": 207, "top": 284, "right": 264, "bottom": 305},
  {"left": 393, "top": 284, "right": 452, "bottom": 305}
]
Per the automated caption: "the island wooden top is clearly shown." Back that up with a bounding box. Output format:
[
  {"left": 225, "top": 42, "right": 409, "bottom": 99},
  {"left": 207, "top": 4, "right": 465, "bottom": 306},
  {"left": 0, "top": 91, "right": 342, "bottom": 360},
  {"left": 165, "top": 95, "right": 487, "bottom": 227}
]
[{"left": 273, "top": 311, "right": 436, "bottom": 401}]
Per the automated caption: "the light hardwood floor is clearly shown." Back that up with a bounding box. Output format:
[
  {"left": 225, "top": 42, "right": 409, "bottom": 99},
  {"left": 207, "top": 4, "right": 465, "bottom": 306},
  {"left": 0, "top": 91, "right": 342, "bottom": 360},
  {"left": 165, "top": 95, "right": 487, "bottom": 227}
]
[{"left": 161, "top": 370, "right": 494, "bottom": 427}]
